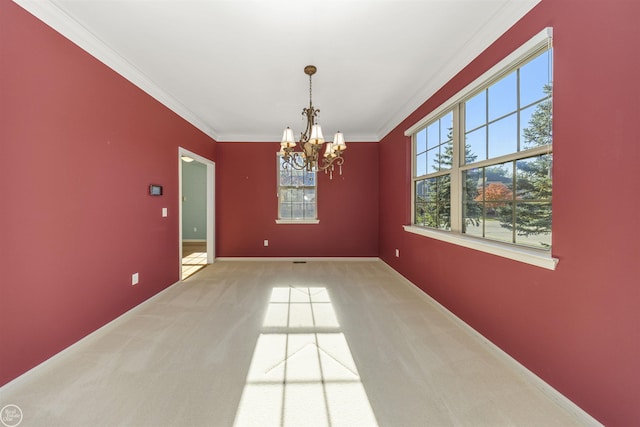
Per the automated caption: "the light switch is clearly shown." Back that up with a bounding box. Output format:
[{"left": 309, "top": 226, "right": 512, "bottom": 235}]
[{"left": 162, "top": 208, "right": 168, "bottom": 217}]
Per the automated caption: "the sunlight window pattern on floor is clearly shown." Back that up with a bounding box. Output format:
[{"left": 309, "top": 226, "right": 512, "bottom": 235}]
[
  {"left": 181, "top": 251, "right": 207, "bottom": 279},
  {"left": 233, "top": 287, "right": 378, "bottom": 427}
]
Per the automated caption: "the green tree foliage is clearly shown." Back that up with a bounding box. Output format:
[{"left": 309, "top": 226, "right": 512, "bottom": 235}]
[
  {"left": 415, "top": 128, "right": 481, "bottom": 229},
  {"left": 415, "top": 175, "right": 449, "bottom": 229},
  {"left": 523, "top": 84, "right": 553, "bottom": 149},
  {"left": 496, "top": 84, "right": 552, "bottom": 244}
]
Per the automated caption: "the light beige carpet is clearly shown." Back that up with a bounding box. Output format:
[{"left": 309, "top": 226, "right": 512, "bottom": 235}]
[{"left": 0, "top": 260, "right": 597, "bottom": 426}]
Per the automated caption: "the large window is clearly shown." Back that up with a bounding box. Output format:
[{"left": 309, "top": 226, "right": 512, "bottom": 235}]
[
  {"left": 277, "top": 155, "right": 317, "bottom": 222},
  {"left": 409, "top": 31, "right": 553, "bottom": 263}
]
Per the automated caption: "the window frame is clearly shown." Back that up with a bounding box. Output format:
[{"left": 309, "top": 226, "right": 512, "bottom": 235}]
[
  {"left": 404, "top": 28, "right": 558, "bottom": 270},
  {"left": 275, "top": 153, "right": 320, "bottom": 224}
]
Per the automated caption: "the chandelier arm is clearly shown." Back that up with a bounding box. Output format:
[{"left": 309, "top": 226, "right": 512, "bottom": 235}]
[
  {"left": 318, "top": 153, "right": 345, "bottom": 171},
  {"left": 281, "top": 152, "right": 306, "bottom": 171},
  {"left": 290, "top": 153, "right": 308, "bottom": 170}
]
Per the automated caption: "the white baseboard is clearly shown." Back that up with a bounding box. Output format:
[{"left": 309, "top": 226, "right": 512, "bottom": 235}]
[
  {"left": 378, "top": 260, "right": 602, "bottom": 426},
  {"left": 214, "top": 256, "right": 380, "bottom": 262},
  {"left": 0, "top": 280, "right": 182, "bottom": 392}
]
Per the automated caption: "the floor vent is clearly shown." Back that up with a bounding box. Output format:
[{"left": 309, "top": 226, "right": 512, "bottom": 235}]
[{"left": 293, "top": 261, "right": 307, "bottom": 264}]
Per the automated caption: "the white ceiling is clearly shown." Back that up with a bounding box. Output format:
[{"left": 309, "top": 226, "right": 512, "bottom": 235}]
[{"left": 15, "top": 0, "right": 540, "bottom": 142}]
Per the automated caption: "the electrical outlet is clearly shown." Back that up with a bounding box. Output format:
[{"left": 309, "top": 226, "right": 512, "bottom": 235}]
[
  {"left": 395, "top": 249, "right": 400, "bottom": 257},
  {"left": 264, "top": 240, "right": 269, "bottom": 247},
  {"left": 132, "top": 273, "right": 139, "bottom": 286},
  {"left": 194, "top": 227, "right": 197, "bottom": 232},
  {"left": 162, "top": 208, "right": 168, "bottom": 217}
]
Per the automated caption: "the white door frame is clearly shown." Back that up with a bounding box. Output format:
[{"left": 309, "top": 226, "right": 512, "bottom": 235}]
[{"left": 178, "top": 147, "right": 215, "bottom": 278}]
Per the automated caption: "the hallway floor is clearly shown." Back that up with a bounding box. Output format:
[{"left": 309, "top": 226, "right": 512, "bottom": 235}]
[
  {"left": 0, "top": 260, "right": 597, "bottom": 426},
  {"left": 182, "top": 241, "right": 207, "bottom": 279}
]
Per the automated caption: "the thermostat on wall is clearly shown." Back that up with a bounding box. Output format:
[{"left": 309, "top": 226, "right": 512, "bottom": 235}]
[{"left": 149, "top": 184, "right": 163, "bottom": 196}]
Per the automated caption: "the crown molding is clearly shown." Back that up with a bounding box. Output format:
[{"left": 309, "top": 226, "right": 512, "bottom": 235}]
[
  {"left": 374, "top": 0, "right": 541, "bottom": 141},
  {"left": 13, "top": 0, "right": 219, "bottom": 141},
  {"left": 214, "top": 132, "right": 380, "bottom": 143}
]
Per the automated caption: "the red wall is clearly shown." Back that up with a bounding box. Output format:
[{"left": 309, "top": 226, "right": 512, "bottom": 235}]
[
  {"left": 0, "top": 1, "right": 216, "bottom": 386},
  {"left": 216, "top": 142, "right": 378, "bottom": 257},
  {"left": 379, "top": 1, "right": 640, "bottom": 425},
  {"left": 3, "top": 0, "right": 638, "bottom": 424}
]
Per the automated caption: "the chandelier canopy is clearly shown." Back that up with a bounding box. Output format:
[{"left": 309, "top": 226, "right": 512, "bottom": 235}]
[{"left": 280, "top": 65, "right": 346, "bottom": 178}]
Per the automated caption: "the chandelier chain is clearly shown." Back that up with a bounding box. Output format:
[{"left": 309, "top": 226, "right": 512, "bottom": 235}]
[{"left": 309, "top": 73, "right": 313, "bottom": 108}]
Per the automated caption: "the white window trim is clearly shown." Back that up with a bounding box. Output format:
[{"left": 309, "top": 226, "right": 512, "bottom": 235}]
[
  {"left": 275, "top": 153, "right": 319, "bottom": 224},
  {"left": 405, "top": 27, "right": 557, "bottom": 270},
  {"left": 275, "top": 219, "right": 320, "bottom": 225},
  {"left": 404, "top": 225, "right": 558, "bottom": 270}
]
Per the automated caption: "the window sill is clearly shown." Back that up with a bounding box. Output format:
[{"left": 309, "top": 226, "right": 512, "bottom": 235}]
[
  {"left": 403, "top": 225, "right": 558, "bottom": 270},
  {"left": 275, "top": 219, "right": 320, "bottom": 225}
]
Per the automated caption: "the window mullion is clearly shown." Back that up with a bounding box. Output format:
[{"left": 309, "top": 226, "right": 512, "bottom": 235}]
[
  {"left": 450, "top": 104, "right": 462, "bottom": 232},
  {"left": 459, "top": 145, "right": 552, "bottom": 171},
  {"left": 411, "top": 134, "right": 417, "bottom": 225}
]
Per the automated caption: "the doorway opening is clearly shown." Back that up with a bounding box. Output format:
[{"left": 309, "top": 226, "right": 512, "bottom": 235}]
[{"left": 179, "top": 147, "right": 215, "bottom": 280}]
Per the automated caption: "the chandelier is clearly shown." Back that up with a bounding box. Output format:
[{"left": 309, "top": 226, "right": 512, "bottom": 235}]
[{"left": 280, "top": 65, "right": 346, "bottom": 178}]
